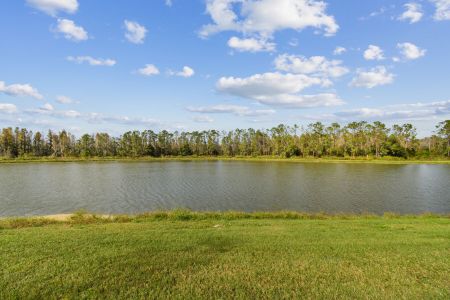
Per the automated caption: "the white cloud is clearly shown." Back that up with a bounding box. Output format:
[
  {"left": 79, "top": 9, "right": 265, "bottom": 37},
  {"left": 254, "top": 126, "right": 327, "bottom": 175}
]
[
  {"left": 193, "top": 116, "right": 214, "bottom": 123},
  {"left": 165, "top": 0, "right": 173, "bottom": 6},
  {"left": 87, "top": 113, "right": 161, "bottom": 126},
  {"left": 26, "top": 106, "right": 81, "bottom": 118},
  {"left": 9, "top": 106, "right": 170, "bottom": 130},
  {"left": 335, "top": 108, "right": 384, "bottom": 119},
  {"left": 227, "top": 36, "right": 275, "bottom": 52},
  {"left": 359, "top": 6, "right": 392, "bottom": 21},
  {"left": 218, "top": 72, "right": 320, "bottom": 97},
  {"left": 27, "top": 0, "right": 78, "bottom": 16},
  {"left": 430, "top": 0, "right": 450, "bottom": 20},
  {"left": 55, "top": 19, "right": 88, "bottom": 41},
  {"left": 216, "top": 72, "right": 344, "bottom": 108},
  {"left": 67, "top": 56, "right": 116, "bottom": 66},
  {"left": 274, "top": 54, "right": 349, "bottom": 79},
  {"left": 398, "top": 3, "right": 423, "bottom": 23},
  {"left": 350, "top": 66, "right": 394, "bottom": 89},
  {"left": 56, "top": 110, "right": 81, "bottom": 118},
  {"left": 0, "top": 81, "right": 43, "bottom": 100},
  {"left": 0, "top": 103, "right": 18, "bottom": 114},
  {"left": 41, "top": 103, "right": 54, "bottom": 111},
  {"left": 200, "top": 0, "right": 338, "bottom": 38},
  {"left": 333, "top": 46, "right": 346, "bottom": 55},
  {"left": 169, "top": 66, "right": 195, "bottom": 78},
  {"left": 397, "top": 42, "right": 426, "bottom": 60},
  {"left": 334, "top": 100, "right": 450, "bottom": 121},
  {"left": 124, "top": 20, "right": 147, "bottom": 44},
  {"left": 257, "top": 93, "right": 344, "bottom": 108},
  {"left": 187, "top": 104, "right": 276, "bottom": 116},
  {"left": 23, "top": 107, "right": 165, "bottom": 128},
  {"left": 363, "top": 45, "right": 385, "bottom": 61},
  {"left": 56, "top": 95, "right": 79, "bottom": 104},
  {"left": 188, "top": 104, "right": 247, "bottom": 114},
  {"left": 137, "top": 64, "right": 160, "bottom": 76},
  {"left": 302, "top": 100, "right": 450, "bottom": 123},
  {"left": 289, "top": 38, "right": 299, "bottom": 47}
]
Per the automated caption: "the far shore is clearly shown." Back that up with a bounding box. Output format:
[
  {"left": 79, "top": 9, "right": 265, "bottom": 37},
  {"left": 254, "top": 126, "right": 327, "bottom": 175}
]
[{"left": 0, "top": 156, "right": 449, "bottom": 165}]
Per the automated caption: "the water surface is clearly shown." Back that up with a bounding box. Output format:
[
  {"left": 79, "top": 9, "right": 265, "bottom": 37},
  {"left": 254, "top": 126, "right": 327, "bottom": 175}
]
[{"left": 0, "top": 161, "right": 449, "bottom": 216}]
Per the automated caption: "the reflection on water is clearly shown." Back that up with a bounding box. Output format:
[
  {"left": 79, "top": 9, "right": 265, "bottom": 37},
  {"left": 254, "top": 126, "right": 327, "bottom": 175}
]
[{"left": 0, "top": 161, "right": 449, "bottom": 216}]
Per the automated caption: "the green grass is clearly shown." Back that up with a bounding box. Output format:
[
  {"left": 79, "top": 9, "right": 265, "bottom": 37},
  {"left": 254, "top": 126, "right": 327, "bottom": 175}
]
[
  {"left": 1, "top": 212, "right": 449, "bottom": 299},
  {"left": 0, "top": 155, "right": 449, "bottom": 164}
]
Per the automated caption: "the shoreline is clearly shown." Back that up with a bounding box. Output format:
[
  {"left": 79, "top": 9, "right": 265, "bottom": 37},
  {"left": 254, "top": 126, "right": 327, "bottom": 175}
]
[
  {"left": 1, "top": 210, "right": 449, "bottom": 229},
  {"left": 1, "top": 156, "right": 449, "bottom": 165}
]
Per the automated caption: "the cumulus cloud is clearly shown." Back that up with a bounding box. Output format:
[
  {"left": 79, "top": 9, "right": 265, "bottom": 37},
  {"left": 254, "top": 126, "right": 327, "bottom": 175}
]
[
  {"left": 274, "top": 54, "right": 349, "bottom": 79},
  {"left": 350, "top": 66, "right": 394, "bottom": 89},
  {"left": 187, "top": 104, "right": 276, "bottom": 116},
  {"left": 137, "top": 64, "right": 160, "bottom": 76},
  {"left": 333, "top": 46, "right": 346, "bottom": 55},
  {"left": 227, "top": 36, "right": 275, "bottom": 52},
  {"left": 56, "top": 95, "right": 78, "bottom": 104},
  {"left": 67, "top": 56, "right": 116, "bottom": 66},
  {"left": 216, "top": 72, "right": 344, "bottom": 108},
  {"left": 27, "top": 0, "right": 78, "bottom": 16},
  {"left": 200, "top": 0, "right": 338, "bottom": 39},
  {"left": 0, "top": 103, "right": 18, "bottom": 114},
  {"left": 55, "top": 19, "right": 88, "bottom": 41},
  {"left": 397, "top": 42, "right": 426, "bottom": 60},
  {"left": 0, "top": 81, "right": 43, "bottom": 100},
  {"left": 218, "top": 72, "right": 320, "bottom": 97},
  {"left": 430, "top": 0, "right": 450, "bottom": 20},
  {"left": 124, "top": 20, "right": 147, "bottom": 44},
  {"left": 398, "top": 3, "right": 423, "bottom": 23},
  {"left": 363, "top": 45, "right": 384, "bottom": 61},
  {"left": 168, "top": 66, "right": 195, "bottom": 78}
]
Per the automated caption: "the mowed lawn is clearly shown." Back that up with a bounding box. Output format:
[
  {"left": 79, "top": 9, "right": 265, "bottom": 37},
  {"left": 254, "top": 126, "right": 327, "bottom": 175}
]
[{"left": 1, "top": 215, "right": 449, "bottom": 299}]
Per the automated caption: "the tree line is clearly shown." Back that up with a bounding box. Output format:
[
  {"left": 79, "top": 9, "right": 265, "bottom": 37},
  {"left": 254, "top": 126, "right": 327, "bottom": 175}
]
[{"left": 1, "top": 120, "right": 449, "bottom": 159}]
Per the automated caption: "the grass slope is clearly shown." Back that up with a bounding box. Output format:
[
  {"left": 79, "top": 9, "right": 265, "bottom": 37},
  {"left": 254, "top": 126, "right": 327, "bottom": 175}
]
[{"left": 1, "top": 212, "right": 449, "bottom": 299}]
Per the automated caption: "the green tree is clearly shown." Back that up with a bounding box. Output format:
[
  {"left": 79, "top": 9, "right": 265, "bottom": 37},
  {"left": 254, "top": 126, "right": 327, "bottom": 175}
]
[
  {"left": 368, "top": 121, "right": 389, "bottom": 158},
  {"left": 78, "top": 134, "right": 95, "bottom": 157},
  {"left": 436, "top": 120, "right": 450, "bottom": 157}
]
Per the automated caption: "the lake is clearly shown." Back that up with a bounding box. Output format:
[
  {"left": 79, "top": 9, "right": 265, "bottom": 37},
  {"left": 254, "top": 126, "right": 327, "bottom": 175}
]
[{"left": 0, "top": 161, "right": 449, "bottom": 217}]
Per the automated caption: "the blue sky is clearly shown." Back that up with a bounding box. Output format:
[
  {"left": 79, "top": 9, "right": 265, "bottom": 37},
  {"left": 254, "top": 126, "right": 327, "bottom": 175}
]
[{"left": 0, "top": 0, "right": 449, "bottom": 136}]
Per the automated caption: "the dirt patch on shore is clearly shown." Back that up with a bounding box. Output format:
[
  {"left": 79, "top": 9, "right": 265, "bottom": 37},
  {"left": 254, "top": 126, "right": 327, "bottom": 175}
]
[
  {"left": 41, "top": 214, "right": 74, "bottom": 221},
  {"left": 39, "top": 214, "right": 113, "bottom": 221}
]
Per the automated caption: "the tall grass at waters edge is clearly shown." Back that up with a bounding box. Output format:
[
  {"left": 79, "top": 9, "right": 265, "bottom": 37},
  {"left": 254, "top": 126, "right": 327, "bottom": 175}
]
[{"left": 1, "top": 209, "right": 449, "bottom": 229}]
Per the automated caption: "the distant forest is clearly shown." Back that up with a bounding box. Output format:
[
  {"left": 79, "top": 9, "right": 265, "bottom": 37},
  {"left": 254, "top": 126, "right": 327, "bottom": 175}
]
[{"left": 1, "top": 120, "right": 449, "bottom": 159}]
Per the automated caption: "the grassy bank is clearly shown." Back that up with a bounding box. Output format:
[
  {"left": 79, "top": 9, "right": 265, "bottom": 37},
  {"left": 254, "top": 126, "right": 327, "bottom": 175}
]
[
  {"left": 1, "top": 212, "right": 449, "bottom": 299},
  {"left": 0, "top": 155, "right": 449, "bottom": 164}
]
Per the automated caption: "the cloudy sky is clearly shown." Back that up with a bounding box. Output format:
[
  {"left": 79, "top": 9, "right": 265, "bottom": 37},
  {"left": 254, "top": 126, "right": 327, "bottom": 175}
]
[{"left": 0, "top": 0, "right": 449, "bottom": 136}]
